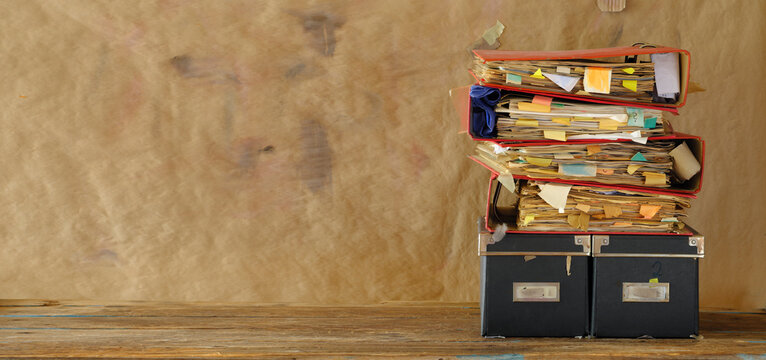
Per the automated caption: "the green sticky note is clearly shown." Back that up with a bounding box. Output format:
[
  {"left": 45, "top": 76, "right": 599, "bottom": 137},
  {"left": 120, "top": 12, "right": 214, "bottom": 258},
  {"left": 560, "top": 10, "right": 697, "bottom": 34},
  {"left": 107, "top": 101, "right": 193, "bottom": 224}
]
[
  {"left": 559, "top": 163, "right": 597, "bottom": 176},
  {"left": 506, "top": 73, "right": 522, "bottom": 85},
  {"left": 627, "top": 107, "right": 644, "bottom": 127},
  {"left": 631, "top": 152, "right": 647, "bottom": 162},
  {"left": 644, "top": 117, "right": 657, "bottom": 129}
]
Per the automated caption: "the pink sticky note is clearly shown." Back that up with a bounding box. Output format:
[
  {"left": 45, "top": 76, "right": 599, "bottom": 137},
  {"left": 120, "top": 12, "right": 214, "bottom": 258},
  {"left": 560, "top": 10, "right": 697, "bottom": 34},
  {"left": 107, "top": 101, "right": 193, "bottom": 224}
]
[{"left": 532, "top": 95, "right": 553, "bottom": 106}]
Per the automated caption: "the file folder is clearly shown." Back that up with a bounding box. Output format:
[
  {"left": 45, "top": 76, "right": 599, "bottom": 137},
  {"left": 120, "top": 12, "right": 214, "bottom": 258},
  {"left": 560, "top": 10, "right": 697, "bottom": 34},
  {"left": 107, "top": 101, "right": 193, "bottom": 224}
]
[
  {"left": 471, "top": 45, "right": 690, "bottom": 112},
  {"left": 470, "top": 134, "right": 704, "bottom": 195}
]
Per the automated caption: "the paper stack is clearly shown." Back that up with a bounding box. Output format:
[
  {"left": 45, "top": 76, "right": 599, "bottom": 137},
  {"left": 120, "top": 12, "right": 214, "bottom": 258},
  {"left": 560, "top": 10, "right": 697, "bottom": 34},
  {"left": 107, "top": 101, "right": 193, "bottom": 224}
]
[
  {"left": 515, "top": 181, "right": 690, "bottom": 232},
  {"left": 467, "top": 45, "right": 705, "bottom": 339},
  {"left": 465, "top": 46, "right": 703, "bottom": 234},
  {"left": 471, "top": 46, "right": 687, "bottom": 107},
  {"left": 494, "top": 96, "right": 667, "bottom": 141},
  {"left": 473, "top": 59, "right": 656, "bottom": 102}
]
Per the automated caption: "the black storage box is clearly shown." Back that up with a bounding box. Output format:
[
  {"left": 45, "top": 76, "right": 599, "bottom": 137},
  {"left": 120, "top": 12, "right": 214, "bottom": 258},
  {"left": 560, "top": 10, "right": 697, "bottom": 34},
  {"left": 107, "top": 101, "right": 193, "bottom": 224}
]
[
  {"left": 590, "top": 231, "right": 704, "bottom": 338},
  {"left": 479, "top": 219, "right": 591, "bottom": 337}
]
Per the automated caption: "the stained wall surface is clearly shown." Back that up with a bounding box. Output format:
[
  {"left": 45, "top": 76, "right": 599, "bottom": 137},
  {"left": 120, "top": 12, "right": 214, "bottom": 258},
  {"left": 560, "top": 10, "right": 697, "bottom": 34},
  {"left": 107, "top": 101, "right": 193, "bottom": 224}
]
[{"left": 1, "top": 0, "right": 764, "bottom": 310}]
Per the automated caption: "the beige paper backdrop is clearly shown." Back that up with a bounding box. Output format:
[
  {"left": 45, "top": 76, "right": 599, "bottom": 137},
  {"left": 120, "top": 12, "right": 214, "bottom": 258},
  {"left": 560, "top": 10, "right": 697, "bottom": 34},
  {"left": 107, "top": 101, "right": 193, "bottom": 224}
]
[{"left": 1, "top": 0, "right": 764, "bottom": 310}]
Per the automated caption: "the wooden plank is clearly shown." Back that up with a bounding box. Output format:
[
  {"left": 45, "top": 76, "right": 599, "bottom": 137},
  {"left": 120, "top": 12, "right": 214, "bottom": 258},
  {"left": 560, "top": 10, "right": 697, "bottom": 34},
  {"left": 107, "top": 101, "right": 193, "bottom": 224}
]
[{"left": 0, "top": 300, "right": 763, "bottom": 358}]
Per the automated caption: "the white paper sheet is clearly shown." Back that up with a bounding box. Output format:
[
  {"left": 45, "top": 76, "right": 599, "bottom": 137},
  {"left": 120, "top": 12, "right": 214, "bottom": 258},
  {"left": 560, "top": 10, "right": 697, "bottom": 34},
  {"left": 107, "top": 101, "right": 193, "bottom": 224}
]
[
  {"left": 542, "top": 72, "right": 580, "bottom": 92},
  {"left": 497, "top": 174, "right": 516, "bottom": 193},
  {"left": 651, "top": 52, "right": 681, "bottom": 96},
  {"left": 538, "top": 183, "right": 572, "bottom": 211}
]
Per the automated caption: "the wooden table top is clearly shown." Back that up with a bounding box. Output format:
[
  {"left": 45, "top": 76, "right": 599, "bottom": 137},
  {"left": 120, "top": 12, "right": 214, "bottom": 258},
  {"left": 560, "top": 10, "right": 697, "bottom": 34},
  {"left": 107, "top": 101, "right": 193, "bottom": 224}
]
[{"left": 0, "top": 300, "right": 764, "bottom": 359}]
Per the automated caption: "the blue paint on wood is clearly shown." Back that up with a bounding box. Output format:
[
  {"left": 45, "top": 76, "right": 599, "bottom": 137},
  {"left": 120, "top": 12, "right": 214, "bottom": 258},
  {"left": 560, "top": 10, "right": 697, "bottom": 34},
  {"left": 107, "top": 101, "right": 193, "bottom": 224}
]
[{"left": 736, "top": 354, "right": 766, "bottom": 360}]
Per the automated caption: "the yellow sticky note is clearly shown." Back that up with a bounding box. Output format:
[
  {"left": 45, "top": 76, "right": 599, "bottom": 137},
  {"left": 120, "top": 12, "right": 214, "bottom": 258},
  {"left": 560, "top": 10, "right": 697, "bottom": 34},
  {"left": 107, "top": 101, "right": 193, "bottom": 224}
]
[
  {"left": 567, "top": 213, "right": 590, "bottom": 230},
  {"left": 649, "top": 278, "right": 659, "bottom": 283},
  {"left": 523, "top": 215, "right": 535, "bottom": 225},
  {"left": 644, "top": 172, "right": 667, "bottom": 186},
  {"left": 573, "top": 116, "right": 593, "bottom": 120},
  {"left": 639, "top": 204, "right": 662, "bottom": 219},
  {"left": 597, "top": 168, "right": 614, "bottom": 175},
  {"left": 584, "top": 67, "right": 612, "bottom": 94},
  {"left": 575, "top": 203, "right": 591, "bottom": 213},
  {"left": 543, "top": 130, "right": 567, "bottom": 141},
  {"left": 551, "top": 117, "right": 571, "bottom": 126},
  {"left": 531, "top": 68, "right": 545, "bottom": 79},
  {"left": 526, "top": 156, "right": 553, "bottom": 167},
  {"left": 567, "top": 214, "right": 579, "bottom": 229},
  {"left": 627, "top": 164, "right": 642, "bottom": 175},
  {"left": 518, "top": 101, "right": 550, "bottom": 113},
  {"left": 586, "top": 145, "right": 601, "bottom": 155},
  {"left": 612, "top": 222, "right": 633, "bottom": 227},
  {"left": 623, "top": 80, "right": 638, "bottom": 92},
  {"left": 599, "top": 119, "right": 620, "bottom": 130},
  {"left": 623, "top": 67, "right": 635, "bottom": 74},
  {"left": 578, "top": 213, "right": 590, "bottom": 231},
  {"left": 603, "top": 204, "right": 623, "bottom": 218},
  {"left": 515, "top": 119, "right": 539, "bottom": 127}
]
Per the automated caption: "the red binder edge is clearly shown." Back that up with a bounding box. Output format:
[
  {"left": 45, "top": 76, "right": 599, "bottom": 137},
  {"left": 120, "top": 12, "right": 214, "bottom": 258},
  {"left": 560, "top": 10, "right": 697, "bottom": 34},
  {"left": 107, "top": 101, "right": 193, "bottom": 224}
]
[
  {"left": 470, "top": 45, "right": 690, "bottom": 112},
  {"left": 482, "top": 172, "right": 695, "bottom": 236}
]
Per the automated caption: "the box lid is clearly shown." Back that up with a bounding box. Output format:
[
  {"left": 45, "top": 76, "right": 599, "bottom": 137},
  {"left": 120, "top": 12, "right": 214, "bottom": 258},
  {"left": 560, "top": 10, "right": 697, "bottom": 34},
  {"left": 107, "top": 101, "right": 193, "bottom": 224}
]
[
  {"left": 478, "top": 217, "right": 591, "bottom": 256},
  {"left": 592, "top": 229, "right": 704, "bottom": 258}
]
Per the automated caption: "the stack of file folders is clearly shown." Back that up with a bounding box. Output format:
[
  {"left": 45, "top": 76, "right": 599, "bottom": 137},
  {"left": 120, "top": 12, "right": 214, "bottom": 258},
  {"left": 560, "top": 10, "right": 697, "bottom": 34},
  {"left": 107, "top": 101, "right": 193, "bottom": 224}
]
[
  {"left": 459, "top": 44, "right": 706, "bottom": 338},
  {"left": 462, "top": 44, "right": 702, "bottom": 234}
]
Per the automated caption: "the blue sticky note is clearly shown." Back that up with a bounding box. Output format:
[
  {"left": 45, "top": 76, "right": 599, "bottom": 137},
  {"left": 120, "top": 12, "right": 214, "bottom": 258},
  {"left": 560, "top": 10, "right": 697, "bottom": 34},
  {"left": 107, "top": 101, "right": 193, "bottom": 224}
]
[
  {"left": 506, "top": 73, "right": 522, "bottom": 84},
  {"left": 627, "top": 107, "right": 644, "bottom": 127},
  {"left": 644, "top": 117, "right": 657, "bottom": 129},
  {"left": 559, "top": 164, "right": 597, "bottom": 176},
  {"left": 631, "top": 152, "right": 647, "bottom": 162}
]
